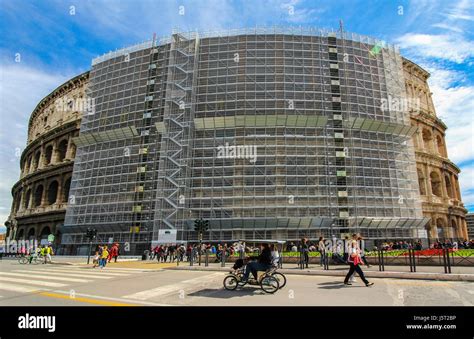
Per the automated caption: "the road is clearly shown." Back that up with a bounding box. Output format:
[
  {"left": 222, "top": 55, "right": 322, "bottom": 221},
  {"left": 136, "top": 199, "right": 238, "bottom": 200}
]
[{"left": 0, "top": 260, "right": 473, "bottom": 306}]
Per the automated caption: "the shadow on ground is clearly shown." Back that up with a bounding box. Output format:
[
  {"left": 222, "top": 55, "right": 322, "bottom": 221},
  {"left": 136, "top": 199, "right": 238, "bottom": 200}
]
[
  {"left": 187, "top": 287, "right": 274, "bottom": 298},
  {"left": 317, "top": 281, "right": 365, "bottom": 289}
]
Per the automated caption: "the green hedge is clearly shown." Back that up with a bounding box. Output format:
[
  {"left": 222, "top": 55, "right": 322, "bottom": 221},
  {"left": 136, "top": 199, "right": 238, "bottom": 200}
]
[{"left": 205, "top": 249, "right": 474, "bottom": 258}]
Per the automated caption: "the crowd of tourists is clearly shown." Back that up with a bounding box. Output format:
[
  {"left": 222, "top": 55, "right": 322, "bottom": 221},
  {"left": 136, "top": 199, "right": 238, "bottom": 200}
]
[{"left": 92, "top": 243, "right": 120, "bottom": 269}]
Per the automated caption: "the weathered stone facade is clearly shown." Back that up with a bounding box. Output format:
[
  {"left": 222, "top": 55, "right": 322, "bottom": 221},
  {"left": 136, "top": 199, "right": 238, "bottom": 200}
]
[
  {"left": 5, "top": 72, "right": 89, "bottom": 244},
  {"left": 403, "top": 59, "right": 468, "bottom": 242}
]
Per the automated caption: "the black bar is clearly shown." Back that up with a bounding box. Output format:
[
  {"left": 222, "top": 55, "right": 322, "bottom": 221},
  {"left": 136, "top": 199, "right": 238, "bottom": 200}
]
[
  {"left": 0, "top": 306, "right": 471, "bottom": 338},
  {"left": 442, "top": 248, "right": 448, "bottom": 273},
  {"left": 408, "top": 249, "right": 413, "bottom": 272},
  {"left": 86, "top": 241, "right": 92, "bottom": 265},
  {"left": 380, "top": 250, "right": 385, "bottom": 271},
  {"left": 412, "top": 248, "right": 417, "bottom": 272},
  {"left": 446, "top": 248, "right": 452, "bottom": 274}
]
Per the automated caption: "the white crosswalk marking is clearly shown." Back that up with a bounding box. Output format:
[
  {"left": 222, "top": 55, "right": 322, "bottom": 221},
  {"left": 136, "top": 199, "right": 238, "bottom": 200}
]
[
  {"left": 63, "top": 267, "right": 150, "bottom": 273},
  {"left": 0, "top": 265, "right": 149, "bottom": 299},
  {"left": 7, "top": 271, "right": 91, "bottom": 283},
  {"left": 24, "top": 269, "right": 113, "bottom": 279},
  {"left": 468, "top": 290, "right": 474, "bottom": 294},
  {"left": 30, "top": 267, "right": 129, "bottom": 277},
  {"left": 0, "top": 276, "right": 67, "bottom": 288},
  {"left": 123, "top": 273, "right": 222, "bottom": 301},
  {"left": 0, "top": 283, "right": 39, "bottom": 293}
]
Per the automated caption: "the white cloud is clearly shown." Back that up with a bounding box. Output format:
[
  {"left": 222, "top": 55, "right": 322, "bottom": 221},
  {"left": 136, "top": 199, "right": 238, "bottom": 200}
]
[
  {"left": 0, "top": 63, "right": 69, "bottom": 225},
  {"left": 396, "top": 33, "right": 474, "bottom": 63},
  {"left": 431, "top": 23, "right": 463, "bottom": 33},
  {"left": 458, "top": 165, "right": 474, "bottom": 206},
  {"left": 445, "top": 0, "right": 474, "bottom": 22},
  {"left": 425, "top": 67, "right": 474, "bottom": 166}
]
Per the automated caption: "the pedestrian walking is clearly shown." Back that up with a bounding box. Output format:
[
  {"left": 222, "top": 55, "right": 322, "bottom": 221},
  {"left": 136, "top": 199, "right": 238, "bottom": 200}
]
[
  {"left": 40, "top": 246, "right": 47, "bottom": 264},
  {"left": 45, "top": 245, "right": 54, "bottom": 264},
  {"left": 318, "top": 236, "right": 326, "bottom": 267},
  {"left": 344, "top": 234, "right": 373, "bottom": 287},
  {"left": 92, "top": 251, "right": 99, "bottom": 268},
  {"left": 300, "top": 238, "right": 309, "bottom": 268},
  {"left": 100, "top": 245, "right": 109, "bottom": 269},
  {"left": 108, "top": 243, "right": 119, "bottom": 263}
]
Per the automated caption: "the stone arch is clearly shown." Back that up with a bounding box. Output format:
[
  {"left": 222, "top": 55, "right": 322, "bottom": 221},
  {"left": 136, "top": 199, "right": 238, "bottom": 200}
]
[
  {"left": 14, "top": 189, "right": 22, "bottom": 212},
  {"left": 450, "top": 219, "right": 458, "bottom": 239},
  {"left": 58, "top": 139, "right": 68, "bottom": 162},
  {"left": 436, "top": 218, "right": 446, "bottom": 239},
  {"left": 63, "top": 177, "right": 72, "bottom": 203},
  {"left": 34, "top": 150, "right": 41, "bottom": 170},
  {"left": 24, "top": 188, "right": 32, "bottom": 209},
  {"left": 33, "top": 184, "right": 44, "bottom": 207},
  {"left": 44, "top": 144, "right": 53, "bottom": 165},
  {"left": 417, "top": 168, "right": 426, "bottom": 195},
  {"left": 17, "top": 228, "right": 25, "bottom": 239},
  {"left": 436, "top": 135, "right": 446, "bottom": 157},
  {"left": 430, "top": 171, "right": 442, "bottom": 197},
  {"left": 70, "top": 142, "right": 76, "bottom": 158},
  {"left": 454, "top": 177, "right": 461, "bottom": 200},
  {"left": 40, "top": 226, "right": 51, "bottom": 239},
  {"left": 47, "top": 180, "right": 59, "bottom": 205},
  {"left": 27, "top": 227, "right": 36, "bottom": 240},
  {"left": 422, "top": 128, "right": 433, "bottom": 152},
  {"left": 444, "top": 175, "right": 453, "bottom": 198},
  {"left": 24, "top": 156, "right": 32, "bottom": 173}
]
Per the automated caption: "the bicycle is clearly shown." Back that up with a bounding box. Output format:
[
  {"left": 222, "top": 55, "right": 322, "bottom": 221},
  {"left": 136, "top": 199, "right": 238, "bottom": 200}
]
[
  {"left": 223, "top": 266, "right": 280, "bottom": 294},
  {"left": 18, "top": 254, "right": 40, "bottom": 265}
]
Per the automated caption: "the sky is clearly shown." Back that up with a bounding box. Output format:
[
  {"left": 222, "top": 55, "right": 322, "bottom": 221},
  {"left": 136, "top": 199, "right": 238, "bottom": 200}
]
[{"left": 0, "top": 0, "right": 473, "bottom": 233}]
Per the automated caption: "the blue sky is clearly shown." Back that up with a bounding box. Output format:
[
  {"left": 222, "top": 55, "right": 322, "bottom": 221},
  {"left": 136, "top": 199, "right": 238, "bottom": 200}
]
[{"left": 0, "top": 0, "right": 473, "bottom": 232}]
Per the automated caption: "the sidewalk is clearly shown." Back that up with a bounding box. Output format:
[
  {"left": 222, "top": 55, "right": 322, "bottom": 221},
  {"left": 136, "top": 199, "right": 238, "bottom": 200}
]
[{"left": 166, "top": 262, "right": 474, "bottom": 282}]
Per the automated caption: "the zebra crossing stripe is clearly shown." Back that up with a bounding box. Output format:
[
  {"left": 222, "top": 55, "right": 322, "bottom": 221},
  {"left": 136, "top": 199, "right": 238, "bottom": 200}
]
[
  {"left": 0, "top": 276, "right": 67, "bottom": 288},
  {"left": 40, "top": 268, "right": 129, "bottom": 276},
  {"left": 0, "top": 282, "right": 39, "bottom": 293},
  {"left": 31, "top": 267, "right": 129, "bottom": 277},
  {"left": 64, "top": 267, "right": 150, "bottom": 273},
  {"left": 123, "top": 273, "right": 223, "bottom": 301},
  {"left": 9, "top": 271, "right": 91, "bottom": 283},
  {"left": 24, "top": 269, "right": 112, "bottom": 280}
]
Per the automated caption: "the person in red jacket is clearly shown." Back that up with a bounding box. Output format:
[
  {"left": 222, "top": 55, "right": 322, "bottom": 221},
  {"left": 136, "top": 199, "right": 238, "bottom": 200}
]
[{"left": 108, "top": 243, "right": 119, "bottom": 263}]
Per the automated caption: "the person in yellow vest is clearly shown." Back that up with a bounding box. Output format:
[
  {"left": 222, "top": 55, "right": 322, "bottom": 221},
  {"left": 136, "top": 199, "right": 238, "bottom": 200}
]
[
  {"left": 100, "top": 245, "right": 109, "bottom": 269},
  {"left": 40, "top": 246, "right": 47, "bottom": 264},
  {"left": 45, "top": 245, "right": 54, "bottom": 264}
]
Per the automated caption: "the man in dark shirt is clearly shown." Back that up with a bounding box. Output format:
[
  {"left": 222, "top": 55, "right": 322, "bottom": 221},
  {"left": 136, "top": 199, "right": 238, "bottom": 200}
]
[{"left": 241, "top": 243, "right": 272, "bottom": 282}]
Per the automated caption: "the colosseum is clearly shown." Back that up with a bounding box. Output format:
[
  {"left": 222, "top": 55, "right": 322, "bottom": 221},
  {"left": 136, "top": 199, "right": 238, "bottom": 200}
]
[
  {"left": 403, "top": 59, "right": 468, "bottom": 241},
  {"left": 5, "top": 29, "right": 468, "bottom": 250},
  {"left": 5, "top": 72, "right": 89, "bottom": 245}
]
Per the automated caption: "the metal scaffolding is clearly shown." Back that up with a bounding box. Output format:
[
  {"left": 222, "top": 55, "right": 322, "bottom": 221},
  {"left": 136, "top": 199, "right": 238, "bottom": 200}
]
[{"left": 62, "top": 28, "right": 428, "bottom": 253}]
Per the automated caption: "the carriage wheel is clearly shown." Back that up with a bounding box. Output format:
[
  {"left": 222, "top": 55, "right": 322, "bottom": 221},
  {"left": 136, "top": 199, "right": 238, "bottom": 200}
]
[
  {"left": 260, "top": 275, "right": 279, "bottom": 294},
  {"left": 223, "top": 275, "right": 239, "bottom": 291},
  {"left": 271, "top": 272, "right": 287, "bottom": 289}
]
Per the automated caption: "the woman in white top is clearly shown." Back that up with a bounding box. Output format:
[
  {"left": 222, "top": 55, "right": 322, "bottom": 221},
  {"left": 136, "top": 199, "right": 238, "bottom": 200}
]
[
  {"left": 270, "top": 244, "right": 280, "bottom": 267},
  {"left": 344, "top": 234, "right": 373, "bottom": 287}
]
